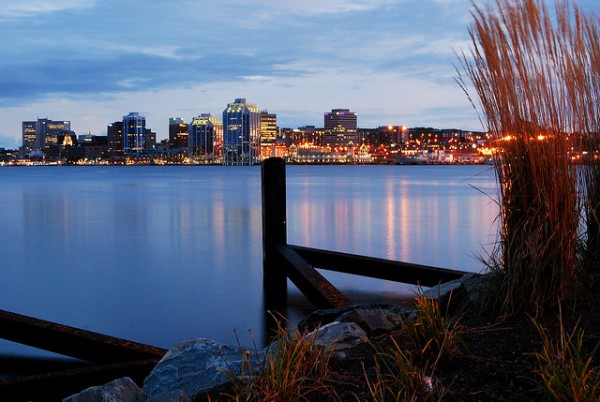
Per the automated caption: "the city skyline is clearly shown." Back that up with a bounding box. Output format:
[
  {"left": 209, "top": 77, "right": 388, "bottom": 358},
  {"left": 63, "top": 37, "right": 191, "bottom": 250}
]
[{"left": 0, "top": 0, "right": 597, "bottom": 149}]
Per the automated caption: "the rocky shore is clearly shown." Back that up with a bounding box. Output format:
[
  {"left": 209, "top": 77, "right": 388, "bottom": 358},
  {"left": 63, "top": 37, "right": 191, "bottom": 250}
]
[{"left": 61, "top": 273, "right": 599, "bottom": 401}]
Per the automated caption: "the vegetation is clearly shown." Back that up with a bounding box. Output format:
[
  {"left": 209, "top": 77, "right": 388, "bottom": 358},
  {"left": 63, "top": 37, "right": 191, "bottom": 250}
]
[
  {"left": 361, "top": 337, "right": 444, "bottom": 402},
  {"left": 221, "top": 322, "right": 339, "bottom": 402},
  {"left": 457, "top": 0, "right": 600, "bottom": 315},
  {"left": 359, "top": 292, "right": 463, "bottom": 402},
  {"left": 532, "top": 313, "right": 599, "bottom": 402}
]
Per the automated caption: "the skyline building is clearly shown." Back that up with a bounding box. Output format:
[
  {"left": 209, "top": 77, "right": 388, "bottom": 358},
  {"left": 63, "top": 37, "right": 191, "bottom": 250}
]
[
  {"left": 260, "top": 110, "right": 277, "bottom": 159},
  {"left": 169, "top": 117, "right": 189, "bottom": 150},
  {"left": 189, "top": 113, "right": 223, "bottom": 162},
  {"left": 21, "top": 118, "right": 71, "bottom": 154},
  {"left": 107, "top": 121, "right": 124, "bottom": 156},
  {"left": 123, "top": 112, "right": 146, "bottom": 154},
  {"left": 323, "top": 109, "right": 358, "bottom": 147},
  {"left": 222, "top": 98, "right": 261, "bottom": 165}
]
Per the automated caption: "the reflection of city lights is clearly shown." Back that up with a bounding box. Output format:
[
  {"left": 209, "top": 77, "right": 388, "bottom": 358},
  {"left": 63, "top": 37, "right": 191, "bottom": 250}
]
[{"left": 537, "top": 135, "right": 545, "bottom": 141}]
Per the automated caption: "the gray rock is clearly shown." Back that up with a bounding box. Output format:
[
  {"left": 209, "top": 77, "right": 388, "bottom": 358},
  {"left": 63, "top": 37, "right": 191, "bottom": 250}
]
[
  {"left": 311, "top": 321, "right": 368, "bottom": 351},
  {"left": 338, "top": 308, "right": 397, "bottom": 333},
  {"left": 146, "top": 390, "right": 191, "bottom": 402},
  {"left": 62, "top": 377, "right": 146, "bottom": 402},
  {"left": 298, "top": 303, "right": 411, "bottom": 332},
  {"left": 422, "top": 273, "right": 482, "bottom": 314},
  {"left": 143, "top": 338, "right": 244, "bottom": 400}
]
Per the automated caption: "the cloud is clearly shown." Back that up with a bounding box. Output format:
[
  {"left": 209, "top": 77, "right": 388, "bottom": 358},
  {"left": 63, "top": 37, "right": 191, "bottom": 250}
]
[
  {"left": 0, "top": 0, "right": 96, "bottom": 18},
  {"left": 257, "top": 0, "right": 399, "bottom": 17},
  {"left": 0, "top": 48, "right": 295, "bottom": 108},
  {"left": 0, "top": 135, "right": 20, "bottom": 149}
]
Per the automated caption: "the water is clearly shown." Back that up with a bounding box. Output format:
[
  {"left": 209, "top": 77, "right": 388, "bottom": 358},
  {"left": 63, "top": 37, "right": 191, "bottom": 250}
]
[{"left": 0, "top": 165, "right": 498, "bottom": 357}]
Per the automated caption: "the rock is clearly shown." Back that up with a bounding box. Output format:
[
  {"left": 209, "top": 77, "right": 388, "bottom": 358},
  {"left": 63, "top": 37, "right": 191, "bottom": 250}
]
[
  {"left": 298, "top": 307, "right": 353, "bottom": 332},
  {"left": 146, "top": 390, "right": 191, "bottom": 402},
  {"left": 298, "top": 303, "right": 411, "bottom": 333},
  {"left": 63, "top": 377, "right": 146, "bottom": 402},
  {"left": 338, "top": 308, "right": 398, "bottom": 334},
  {"left": 422, "top": 273, "right": 482, "bottom": 314},
  {"left": 311, "top": 321, "right": 368, "bottom": 351},
  {"left": 143, "top": 338, "right": 248, "bottom": 401}
]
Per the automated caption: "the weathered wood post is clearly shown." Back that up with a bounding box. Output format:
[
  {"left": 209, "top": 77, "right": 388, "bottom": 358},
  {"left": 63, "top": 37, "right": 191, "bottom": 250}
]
[{"left": 261, "top": 157, "right": 288, "bottom": 309}]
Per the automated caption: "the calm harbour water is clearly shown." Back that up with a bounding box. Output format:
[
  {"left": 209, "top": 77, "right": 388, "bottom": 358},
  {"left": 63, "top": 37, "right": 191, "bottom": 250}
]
[{"left": 0, "top": 165, "right": 498, "bottom": 356}]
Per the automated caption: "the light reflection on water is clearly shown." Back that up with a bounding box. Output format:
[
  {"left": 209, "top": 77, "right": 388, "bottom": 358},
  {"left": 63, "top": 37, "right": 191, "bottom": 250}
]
[{"left": 0, "top": 165, "right": 498, "bottom": 357}]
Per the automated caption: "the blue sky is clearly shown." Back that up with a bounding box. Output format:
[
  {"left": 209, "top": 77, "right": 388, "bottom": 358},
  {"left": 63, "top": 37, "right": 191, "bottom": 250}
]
[{"left": 0, "top": 0, "right": 596, "bottom": 148}]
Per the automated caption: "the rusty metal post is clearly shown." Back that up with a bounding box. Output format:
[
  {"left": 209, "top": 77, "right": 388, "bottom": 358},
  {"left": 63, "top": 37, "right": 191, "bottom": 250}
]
[{"left": 261, "top": 157, "right": 288, "bottom": 310}]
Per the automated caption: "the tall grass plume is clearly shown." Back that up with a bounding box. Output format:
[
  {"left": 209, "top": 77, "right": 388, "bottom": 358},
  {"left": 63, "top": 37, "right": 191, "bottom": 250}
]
[{"left": 457, "top": 0, "right": 599, "bottom": 315}]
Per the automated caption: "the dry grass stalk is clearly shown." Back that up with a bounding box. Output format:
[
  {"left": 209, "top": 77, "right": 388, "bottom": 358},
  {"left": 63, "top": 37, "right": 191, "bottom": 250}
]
[{"left": 457, "top": 0, "right": 599, "bottom": 314}]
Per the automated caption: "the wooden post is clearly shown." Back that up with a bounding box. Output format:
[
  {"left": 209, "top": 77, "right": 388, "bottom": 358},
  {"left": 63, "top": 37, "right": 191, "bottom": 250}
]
[{"left": 261, "top": 157, "right": 288, "bottom": 309}]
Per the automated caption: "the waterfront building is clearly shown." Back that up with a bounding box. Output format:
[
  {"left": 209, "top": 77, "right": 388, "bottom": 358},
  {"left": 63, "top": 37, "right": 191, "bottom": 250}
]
[
  {"left": 323, "top": 109, "right": 358, "bottom": 147},
  {"left": 123, "top": 112, "right": 146, "bottom": 155},
  {"left": 74, "top": 134, "right": 108, "bottom": 162},
  {"left": 189, "top": 113, "right": 223, "bottom": 163},
  {"left": 222, "top": 98, "right": 262, "bottom": 165},
  {"left": 169, "top": 118, "right": 189, "bottom": 150},
  {"left": 21, "top": 118, "right": 71, "bottom": 154},
  {"left": 145, "top": 128, "right": 157, "bottom": 152},
  {"left": 260, "top": 111, "right": 277, "bottom": 160},
  {"left": 282, "top": 126, "right": 325, "bottom": 147},
  {"left": 107, "top": 121, "right": 124, "bottom": 159},
  {"left": 324, "top": 109, "right": 357, "bottom": 132}
]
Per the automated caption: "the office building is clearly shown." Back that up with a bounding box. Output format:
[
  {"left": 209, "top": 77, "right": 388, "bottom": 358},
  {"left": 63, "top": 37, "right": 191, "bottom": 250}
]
[
  {"left": 222, "top": 98, "right": 261, "bottom": 165},
  {"left": 189, "top": 113, "right": 223, "bottom": 162},
  {"left": 22, "top": 118, "right": 71, "bottom": 153},
  {"left": 323, "top": 109, "right": 358, "bottom": 147},
  {"left": 107, "top": 121, "right": 124, "bottom": 156},
  {"left": 169, "top": 117, "right": 189, "bottom": 149},
  {"left": 123, "top": 112, "right": 146, "bottom": 154},
  {"left": 260, "top": 111, "right": 277, "bottom": 159}
]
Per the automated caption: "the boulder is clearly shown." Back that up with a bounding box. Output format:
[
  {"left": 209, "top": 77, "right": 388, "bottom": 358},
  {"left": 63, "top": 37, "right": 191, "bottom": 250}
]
[
  {"left": 143, "top": 338, "right": 247, "bottom": 401},
  {"left": 338, "top": 308, "right": 398, "bottom": 334},
  {"left": 146, "top": 390, "right": 191, "bottom": 402},
  {"left": 311, "top": 321, "right": 368, "bottom": 351},
  {"left": 63, "top": 377, "right": 146, "bottom": 402},
  {"left": 422, "top": 273, "right": 483, "bottom": 314},
  {"left": 298, "top": 303, "right": 411, "bottom": 333}
]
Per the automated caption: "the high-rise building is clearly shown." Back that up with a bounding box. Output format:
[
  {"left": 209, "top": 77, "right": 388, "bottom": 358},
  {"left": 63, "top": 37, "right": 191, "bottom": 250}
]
[
  {"left": 222, "top": 98, "right": 262, "bottom": 165},
  {"left": 189, "top": 113, "right": 223, "bottom": 162},
  {"left": 145, "top": 128, "right": 156, "bottom": 152},
  {"left": 169, "top": 117, "right": 189, "bottom": 149},
  {"left": 123, "top": 112, "right": 146, "bottom": 154},
  {"left": 324, "top": 109, "right": 357, "bottom": 132},
  {"left": 323, "top": 109, "right": 358, "bottom": 147},
  {"left": 21, "top": 118, "right": 71, "bottom": 152},
  {"left": 107, "top": 121, "right": 124, "bottom": 155},
  {"left": 260, "top": 111, "right": 277, "bottom": 160}
]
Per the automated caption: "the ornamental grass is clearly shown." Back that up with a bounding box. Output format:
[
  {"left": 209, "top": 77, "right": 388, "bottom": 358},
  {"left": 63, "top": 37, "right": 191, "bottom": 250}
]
[{"left": 457, "top": 0, "right": 600, "bottom": 315}]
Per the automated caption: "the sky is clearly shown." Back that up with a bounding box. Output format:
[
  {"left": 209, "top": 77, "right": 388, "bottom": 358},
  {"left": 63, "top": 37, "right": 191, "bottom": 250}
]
[{"left": 0, "top": 0, "right": 597, "bottom": 149}]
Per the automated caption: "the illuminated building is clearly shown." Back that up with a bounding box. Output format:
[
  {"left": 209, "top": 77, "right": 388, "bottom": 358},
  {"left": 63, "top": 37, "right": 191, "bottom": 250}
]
[
  {"left": 222, "top": 98, "right": 261, "bottom": 165},
  {"left": 169, "top": 118, "right": 189, "bottom": 149},
  {"left": 324, "top": 109, "right": 357, "bottom": 132},
  {"left": 323, "top": 109, "right": 358, "bottom": 147},
  {"left": 189, "top": 113, "right": 223, "bottom": 162},
  {"left": 260, "top": 111, "right": 277, "bottom": 159},
  {"left": 21, "top": 118, "right": 71, "bottom": 153},
  {"left": 107, "top": 121, "right": 124, "bottom": 158},
  {"left": 123, "top": 112, "right": 146, "bottom": 155}
]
